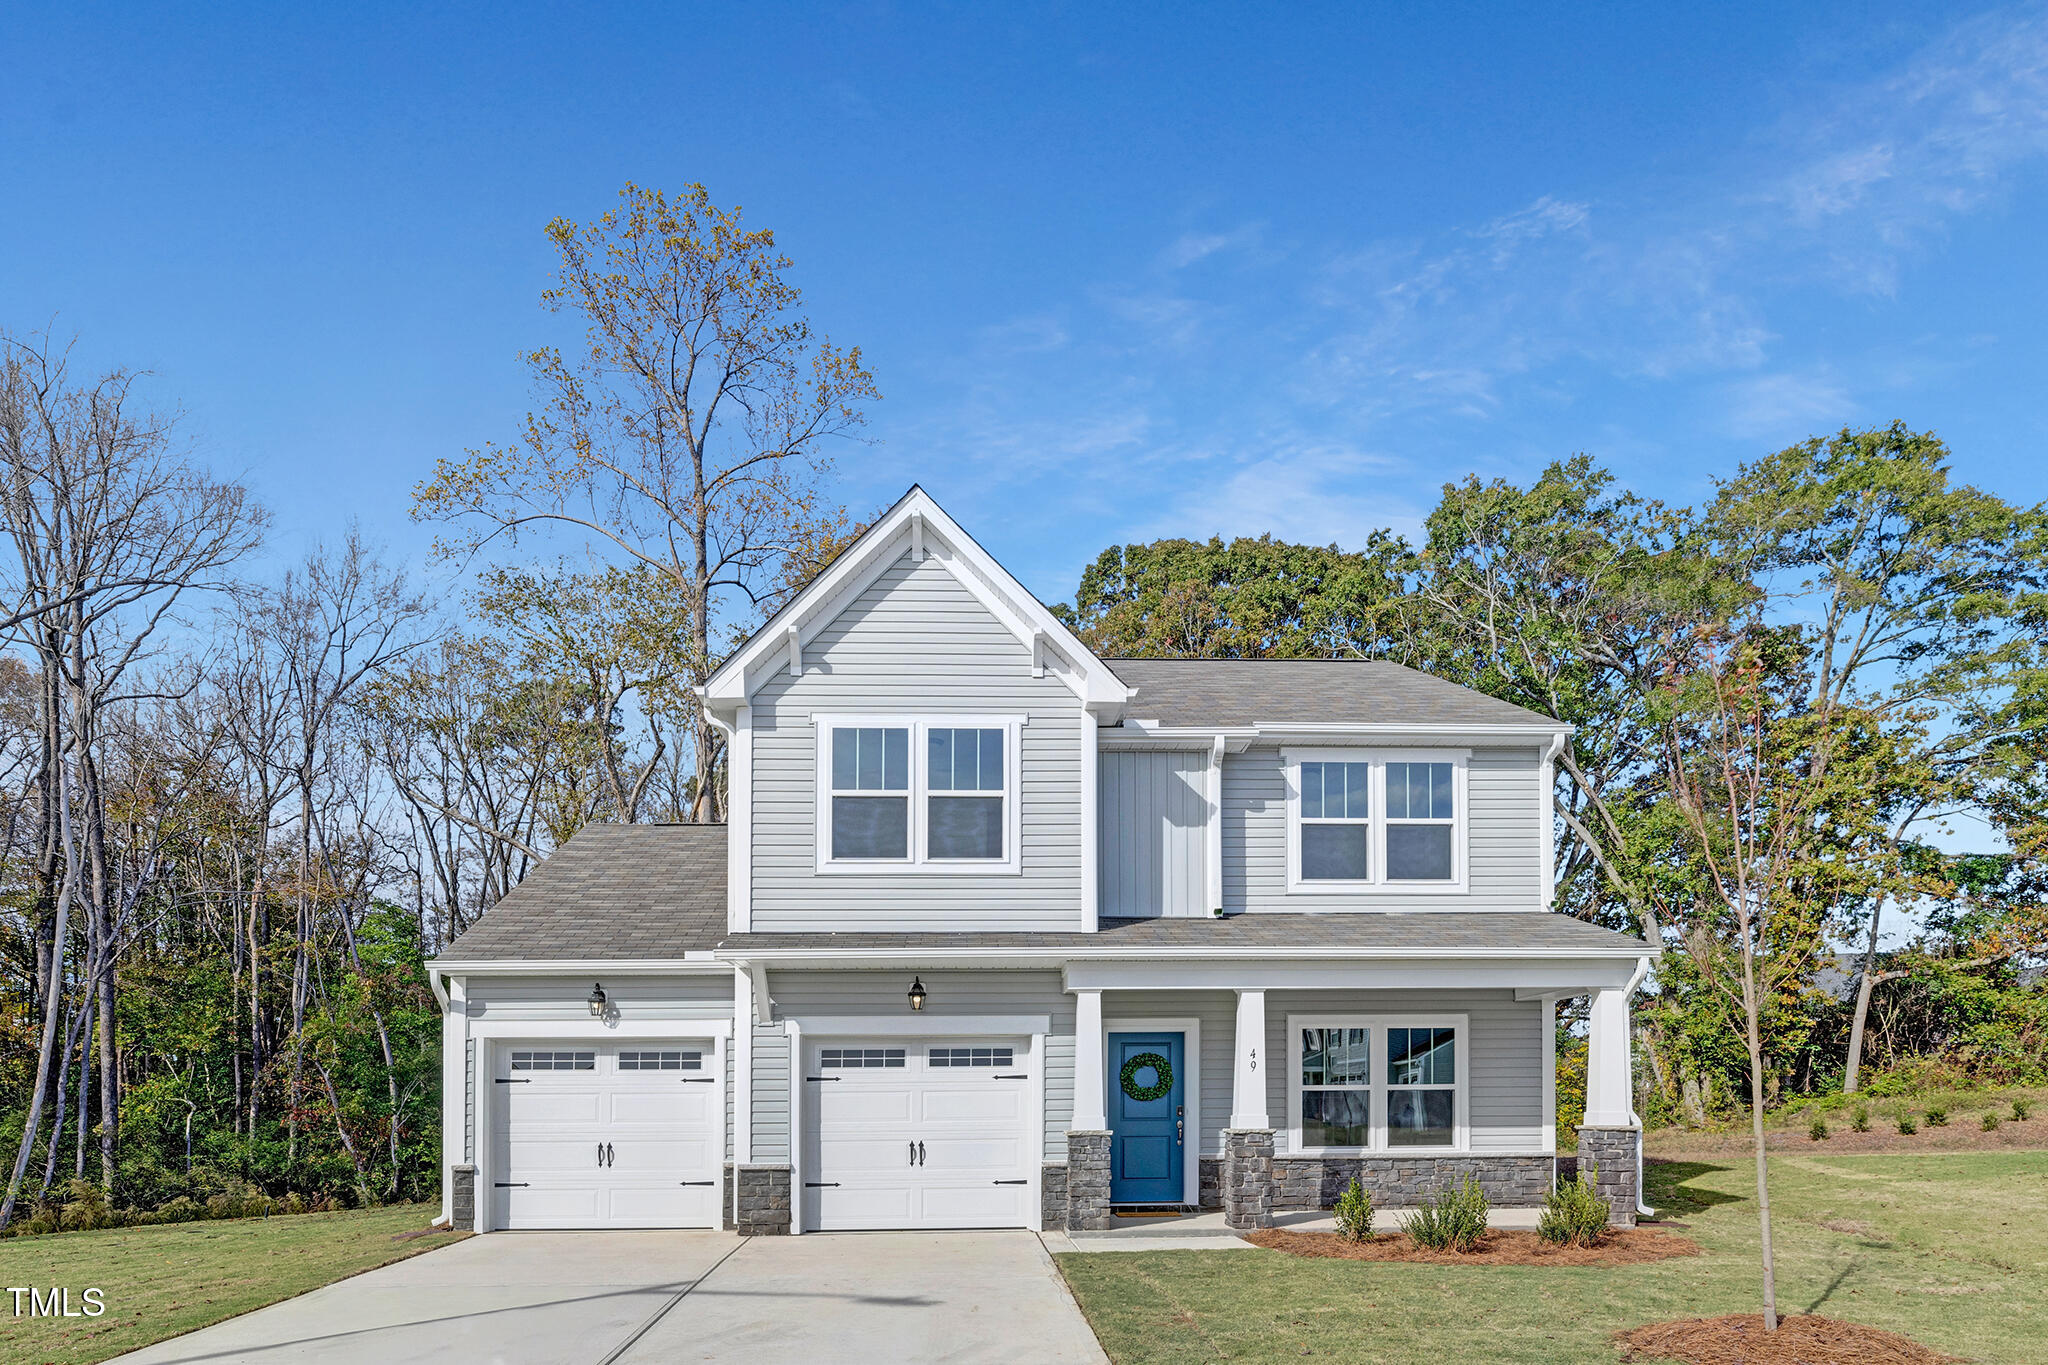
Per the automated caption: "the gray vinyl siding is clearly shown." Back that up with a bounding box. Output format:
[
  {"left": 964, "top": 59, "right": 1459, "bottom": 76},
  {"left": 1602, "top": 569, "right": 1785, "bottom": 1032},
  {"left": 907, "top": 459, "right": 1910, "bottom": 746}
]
[
  {"left": 462, "top": 975, "right": 733, "bottom": 1022},
  {"left": 1264, "top": 989, "right": 1544, "bottom": 1153},
  {"left": 749, "top": 551, "right": 1086, "bottom": 931},
  {"left": 765, "top": 970, "right": 1075, "bottom": 1161},
  {"left": 1101, "top": 990, "right": 1238, "bottom": 1155},
  {"left": 463, "top": 1038, "right": 475, "bottom": 1162},
  {"left": 750, "top": 1024, "right": 790, "bottom": 1163},
  {"left": 1223, "top": 744, "right": 1543, "bottom": 913},
  {"left": 1099, "top": 751, "right": 1210, "bottom": 917}
]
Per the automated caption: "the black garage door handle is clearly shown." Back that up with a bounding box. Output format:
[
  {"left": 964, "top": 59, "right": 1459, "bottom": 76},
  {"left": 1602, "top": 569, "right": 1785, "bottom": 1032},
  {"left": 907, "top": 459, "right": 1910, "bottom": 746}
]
[
  {"left": 805, "top": 1182, "right": 839, "bottom": 1188},
  {"left": 494, "top": 1182, "right": 529, "bottom": 1188},
  {"left": 993, "top": 1179, "right": 1028, "bottom": 1186},
  {"left": 678, "top": 1180, "right": 716, "bottom": 1186}
]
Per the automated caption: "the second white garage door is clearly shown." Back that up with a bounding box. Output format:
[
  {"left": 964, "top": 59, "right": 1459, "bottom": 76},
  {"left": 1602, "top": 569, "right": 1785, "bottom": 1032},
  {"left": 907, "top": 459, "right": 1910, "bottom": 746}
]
[{"left": 802, "top": 1038, "right": 1035, "bottom": 1231}]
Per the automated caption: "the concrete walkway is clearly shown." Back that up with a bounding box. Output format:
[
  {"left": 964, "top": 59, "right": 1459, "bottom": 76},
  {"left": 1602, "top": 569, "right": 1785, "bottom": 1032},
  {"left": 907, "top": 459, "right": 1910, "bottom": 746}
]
[{"left": 112, "top": 1229, "right": 1105, "bottom": 1365}]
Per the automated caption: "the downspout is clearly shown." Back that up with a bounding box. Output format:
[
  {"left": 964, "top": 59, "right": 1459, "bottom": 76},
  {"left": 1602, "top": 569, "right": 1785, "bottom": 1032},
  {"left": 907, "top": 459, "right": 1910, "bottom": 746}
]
[{"left": 1624, "top": 954, "right": 1654, "bottom": 1218}]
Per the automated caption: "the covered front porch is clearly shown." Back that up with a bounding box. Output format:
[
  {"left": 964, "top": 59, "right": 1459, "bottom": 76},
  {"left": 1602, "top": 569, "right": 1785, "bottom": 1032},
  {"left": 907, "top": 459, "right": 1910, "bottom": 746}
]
[{"left": 1057, "top": 947, "right": 1652, "bottom": 1232}]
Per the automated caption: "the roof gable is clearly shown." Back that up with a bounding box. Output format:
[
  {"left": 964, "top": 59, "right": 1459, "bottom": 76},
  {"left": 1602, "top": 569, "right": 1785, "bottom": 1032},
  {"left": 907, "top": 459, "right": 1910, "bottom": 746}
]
[{"left": 701, "top": 486, "right": 1132, "bottom": 714}]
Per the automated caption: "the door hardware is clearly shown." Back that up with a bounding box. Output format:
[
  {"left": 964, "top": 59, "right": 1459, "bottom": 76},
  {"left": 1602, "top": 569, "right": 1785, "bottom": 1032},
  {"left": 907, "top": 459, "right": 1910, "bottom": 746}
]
[
  {"left": 993, "top": 1074, "right": 1028, "bottom": 1079},
  {"left": 908, "top": 1141, "right": 916, "bottom": 1166},
  {"left": 918, "top": 1141, "right": 926, "bottom": 1166},
  {"left": 806, "top": 1076, "right": 839, "bottom": 1082},
  {"left": 992, "top": 1179, "right": 1028, "bottom": 1186},
  {"left": 494, "top": 1182, "right": 529, "bottom": 1188},
  {"left": 678, "top": 1180, "right": 715, "bottom": 1186},
  {"left": 679, "top": 1076, "right": 715, "bottom": 1083},
  {"left": 805, "top": 1182, "right": 840, "bottom": 1188},
  {"left": 597, "top": 1142, "right": 605, "bottom": 1167},
  {"left": 606, "top": 1142, "right": 615, "bottom": 1167},
  {"left": 495, "top": 1077, "right": 530, "bottom": 1084}
]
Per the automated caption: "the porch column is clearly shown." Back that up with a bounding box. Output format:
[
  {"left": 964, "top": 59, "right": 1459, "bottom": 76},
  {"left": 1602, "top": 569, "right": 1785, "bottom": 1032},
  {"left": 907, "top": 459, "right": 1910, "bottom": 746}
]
[
  {"left": 1229, "top": 989, "right": 1269, "bottom": 1129},
  {"left": 1072, "top": 988, "right": 1106, "bottom": 1129},
  {"left": 1066, "top": 988, "right": 1111, "bottom": 1230},
  {"left": 1224, "top": 988, "right": 1273, "bottom": 1229},
  {"left": 1579, "top": 982, "right": 1641, "bottom": 1228}
]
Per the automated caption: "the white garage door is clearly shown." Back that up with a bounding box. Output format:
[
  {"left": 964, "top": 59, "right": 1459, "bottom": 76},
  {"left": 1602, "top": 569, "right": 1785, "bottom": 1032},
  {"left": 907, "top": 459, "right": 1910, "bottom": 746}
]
[
  {"left": 803, "top": 1038, "right": 1035, "bottom": 1231},
  {"left": 491, "top": 1041, "right": 721, "bottom": 1229}
]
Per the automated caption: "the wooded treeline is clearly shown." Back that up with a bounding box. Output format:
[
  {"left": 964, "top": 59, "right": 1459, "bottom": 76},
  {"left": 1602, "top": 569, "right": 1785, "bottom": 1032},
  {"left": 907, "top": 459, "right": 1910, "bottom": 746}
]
[
  {"left": 1058, "top": 435, "right": 2048, "bottom": 1122},
  {"left": 2, "top": 181, "right": 2043, "bottom": 1233}
]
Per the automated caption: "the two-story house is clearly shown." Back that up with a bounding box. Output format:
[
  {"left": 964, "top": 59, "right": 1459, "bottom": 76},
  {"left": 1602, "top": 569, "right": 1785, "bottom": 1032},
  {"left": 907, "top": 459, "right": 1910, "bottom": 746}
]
[{"left": 428, "top": 487, "right": 1656, "bottom": 1238}]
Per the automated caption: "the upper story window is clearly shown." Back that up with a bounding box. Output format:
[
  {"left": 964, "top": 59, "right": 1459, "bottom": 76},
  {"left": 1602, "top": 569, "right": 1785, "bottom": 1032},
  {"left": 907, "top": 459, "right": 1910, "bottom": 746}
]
[
  {"left": 816, "top": 715, "right": 1022, "bottom": 873},
  {"left": 1284, "top": 749, "right": 1467, "bottom": 893}
]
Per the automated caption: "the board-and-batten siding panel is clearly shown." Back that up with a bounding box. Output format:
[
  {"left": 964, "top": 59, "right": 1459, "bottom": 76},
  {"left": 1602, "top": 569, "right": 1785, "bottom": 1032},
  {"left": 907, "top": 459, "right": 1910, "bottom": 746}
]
[
  {"left": 749, "top": 552, "right": 1084, "bottom": 931},
  {"left": 1263, "top": 989, "right": 1545, "bottom": 1152},
  {"left": 764, "top": 970, "right": 1076, "bottom": 1161},
  {"left": 1098, "top": 750, "right": 1209, "bottom": 917},
  {"left": 1223, "top": 744, "right": 1542, "bottom": 913}
]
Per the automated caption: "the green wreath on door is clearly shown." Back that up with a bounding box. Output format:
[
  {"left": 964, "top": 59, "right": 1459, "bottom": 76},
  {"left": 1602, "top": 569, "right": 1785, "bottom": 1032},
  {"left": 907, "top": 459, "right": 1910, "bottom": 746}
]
[{"left": 1119, "top": 1051, "right": 1175, "bottom": 1103}]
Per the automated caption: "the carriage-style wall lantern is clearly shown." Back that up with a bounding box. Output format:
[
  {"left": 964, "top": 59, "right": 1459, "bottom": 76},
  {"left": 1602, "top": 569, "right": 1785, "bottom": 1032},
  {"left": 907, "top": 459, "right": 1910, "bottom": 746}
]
[
  {"left": 907, "top": 976, "right": 928, "bottom": 1012},
  {"left": 587, "top": 982, "right": 608, "bottom": 1017}
]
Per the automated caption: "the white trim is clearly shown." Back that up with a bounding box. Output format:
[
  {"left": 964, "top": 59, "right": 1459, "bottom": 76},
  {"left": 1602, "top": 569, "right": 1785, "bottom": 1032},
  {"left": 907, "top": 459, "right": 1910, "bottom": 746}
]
[
  {"left": 734, "top": 967, "right": 754, "bottom": 1166},
  {"left": 467, "top": 1018, "right": 730, "bottom": 1040},
  {"left": 1103, "top": 1015, "right": 1202, "bottom": 1205},
  {"left": 785, "top": 625, "right": 801, "bottom": 678},
  {"left": 1207, "top": 736, "right": 1226, "bottom": 913},
  {"left": 792, "top": 1014, "right": 1052, "bottom": 1037},
  {"left": 731, "top": 703, "right": 753, "bottom": 932},
  {"left": 1541, "top": 997, "right": 1558, "bottom": 1154},
  {"left": 1283, "top": 748, "right": 1470, "bottom": 896},
  {"left": 440, "top": 977, "right": 468, "bottom": 1226},
  {"left": 1284, "top": 1012, "right": 1470, "bottom": 1156},
  {"left": 1540, "top": 731, "right": 1565, "bottom": 912},
  {"left": 1081, "top": 707, "right": 1100, "bottom": 931},
  {"left": 430, "top": 959, "right": 728, "bottom": 976},
  {"left": 1030, "top": 1032, "right": 1048, "bottom": 1199},
  {"left": 811, "top": 714, "right": 1025, "bottom": 875},
  {"left": 786, "top": 1019, "right": 804, "bottom": 1236}
]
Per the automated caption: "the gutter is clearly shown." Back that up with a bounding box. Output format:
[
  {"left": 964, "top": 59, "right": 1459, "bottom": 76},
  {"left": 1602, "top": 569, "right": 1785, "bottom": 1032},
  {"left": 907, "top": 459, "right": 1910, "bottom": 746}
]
[{"left": 709, "top": 943, "right": 1660, "bottom": 965}]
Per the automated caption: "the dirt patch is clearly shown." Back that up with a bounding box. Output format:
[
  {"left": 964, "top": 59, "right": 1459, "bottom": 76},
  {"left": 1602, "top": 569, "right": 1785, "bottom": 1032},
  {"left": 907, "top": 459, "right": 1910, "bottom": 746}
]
[
  {"left": 1243, "top": 1225, "right": 1701, "bottom": 1266},
  {"left": 1647, "top": 1113, "right": 2044, "bottom": 1160},
  {"left": 1617, "top": 1313, "right": 1960, "bottom": 1364}
]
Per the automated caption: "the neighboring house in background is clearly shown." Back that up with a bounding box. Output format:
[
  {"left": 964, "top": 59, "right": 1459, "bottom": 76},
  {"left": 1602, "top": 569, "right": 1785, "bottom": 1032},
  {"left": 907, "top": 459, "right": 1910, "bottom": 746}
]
[{"left": 428, "top": 487, "right": 1657, "bottom": 1237}]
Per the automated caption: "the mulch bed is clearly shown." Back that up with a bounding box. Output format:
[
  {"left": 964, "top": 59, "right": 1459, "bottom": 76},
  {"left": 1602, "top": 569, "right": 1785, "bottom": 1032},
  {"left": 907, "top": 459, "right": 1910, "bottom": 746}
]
[
  {"left": 1243, "top": 1225, "right": 1701, "bottom": 1266},
  {"left": 1645, "top": 1113, "right": 2042, "bottom": 1160},
  {"left": 1617, "top": 1313, "right": 1961, "bottom": 1364}
]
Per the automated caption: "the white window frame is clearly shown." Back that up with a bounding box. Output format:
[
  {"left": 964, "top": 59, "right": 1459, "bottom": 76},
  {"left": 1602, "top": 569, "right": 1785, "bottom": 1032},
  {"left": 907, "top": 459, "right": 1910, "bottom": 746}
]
[
  {"left": 1285, "top": 1013, "right": 1470, "bottom": 1155},
  {"left": 1283, "top": 748, "right": 1470, "bottom": 895},
  {"left": 813, "top": 714, "right": 1024, "bottom": 874}
]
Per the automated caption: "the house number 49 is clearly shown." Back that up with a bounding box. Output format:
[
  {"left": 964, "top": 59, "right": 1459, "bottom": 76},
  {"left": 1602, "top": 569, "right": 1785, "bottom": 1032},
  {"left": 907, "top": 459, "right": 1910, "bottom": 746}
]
[{"left": 1249, "top": 1049, "right": 1257, "bottom": 1071}]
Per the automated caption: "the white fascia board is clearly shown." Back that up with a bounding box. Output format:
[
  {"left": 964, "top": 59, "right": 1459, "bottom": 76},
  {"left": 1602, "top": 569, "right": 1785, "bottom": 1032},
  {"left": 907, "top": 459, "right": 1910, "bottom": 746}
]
[
  {"left": 427, "top": 958, "right": 729, "bottom": 976},
  {"left": 708, "top": 944, "right": 1655, "bottom": 968},
  {"left": 699, "top": 487, "right": 1133, "bottom": 716},
  {"left": 1065, "top": 958, "right": 1644, "bottom": 992},
  {"left": 1251, "top": 722, "right": 1573, "bottom": 741}
]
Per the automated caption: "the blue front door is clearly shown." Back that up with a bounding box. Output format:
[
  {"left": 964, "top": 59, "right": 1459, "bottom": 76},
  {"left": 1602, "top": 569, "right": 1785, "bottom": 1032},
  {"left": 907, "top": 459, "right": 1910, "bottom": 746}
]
[{"left": 1108, "top": 1032, "right": 1185, "bottom": 1205}]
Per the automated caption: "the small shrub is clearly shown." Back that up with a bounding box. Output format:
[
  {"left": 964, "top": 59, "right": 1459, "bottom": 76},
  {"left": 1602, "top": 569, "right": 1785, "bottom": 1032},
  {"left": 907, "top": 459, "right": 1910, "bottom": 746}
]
[
  {"left": 1406, "top": 1176, "right": 1489, "bottom": 1252},
  {"left": 1897, "top": 1113, "right": 1918, "bottom": 1135},
  {"left": 1537, "top": 1166, "right": 1609, "bottom": 1247},
  {"left": 2013, "top": 1099, "right": 2031, "bottom": 1122},
  {"left": 1333, "top": 1176, "right": 1374, "bottom": 1242},
  {"left": 1808, "top": 1118, "right": 1829, "bottom": 1142},
  {"left": 1981, "top": 1112, "right": 2000, "bottom": 1131},
  {"left": 1925, "top": 1107, "right": 1949, "bottom": 1128},
  {"left": 1851, "top": 1105, "right": 1871, "bottom": 1133}
]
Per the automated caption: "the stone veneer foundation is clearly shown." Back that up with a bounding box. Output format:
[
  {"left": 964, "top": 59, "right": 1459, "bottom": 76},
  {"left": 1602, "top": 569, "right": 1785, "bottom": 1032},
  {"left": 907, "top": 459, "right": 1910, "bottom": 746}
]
[
  {"left": 1064, "top": 1131, "right": 1113, "bottom": 1230},
  {"left": 723, "top": 1163, "right": 792, "bottom": 1235},
  {"left": 1222, "top": 1129, "right": 1275, "bottom": 1229},
  {"left": 1272, "top": 1154, "right": 1554, "bottom": 1210},
  {"left": 1573, "top": 1126, "right": 1642, "bottom": 1227}
]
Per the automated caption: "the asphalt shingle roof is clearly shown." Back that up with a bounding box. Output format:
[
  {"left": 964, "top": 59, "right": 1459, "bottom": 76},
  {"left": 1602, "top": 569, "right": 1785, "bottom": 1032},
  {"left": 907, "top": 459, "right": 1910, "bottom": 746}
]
[
  {"left": 1104, "top": 658, "right": 1560, "bottom": 730},
  {"left": 718, "top": 912, "right": 1649, "bottom": 956},
  {"left": 435, "top": 823, "right": 727, "bottom": 962}
]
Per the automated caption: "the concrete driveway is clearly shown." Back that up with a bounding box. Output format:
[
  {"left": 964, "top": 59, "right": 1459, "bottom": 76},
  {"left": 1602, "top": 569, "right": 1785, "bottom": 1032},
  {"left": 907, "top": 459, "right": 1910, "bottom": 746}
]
[{"left": 113, "top": 1229, "right": 1107, "bottom": 1365}]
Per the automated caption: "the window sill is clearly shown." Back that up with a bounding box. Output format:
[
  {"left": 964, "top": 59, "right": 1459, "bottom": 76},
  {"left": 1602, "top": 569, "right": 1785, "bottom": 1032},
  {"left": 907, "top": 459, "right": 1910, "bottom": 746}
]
[
  {"left": 1285, "top": 880, "right": 1470, "bottom": 896},
  {"left": 814, "top": 860, "right": 1024, "bottom": 876}
]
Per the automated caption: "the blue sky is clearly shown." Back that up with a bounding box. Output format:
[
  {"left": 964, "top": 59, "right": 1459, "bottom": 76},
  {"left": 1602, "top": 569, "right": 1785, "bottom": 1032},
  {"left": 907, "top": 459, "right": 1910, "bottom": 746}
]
[{"left": 5, "top": 2, "right": 2046, "bottom": 607}]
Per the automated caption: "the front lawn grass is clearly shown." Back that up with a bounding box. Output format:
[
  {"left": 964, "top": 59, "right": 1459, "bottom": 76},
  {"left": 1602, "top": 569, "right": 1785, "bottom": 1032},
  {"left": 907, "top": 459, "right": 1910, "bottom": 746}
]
[
  {"left": 1055, "top": 1151, "right": 2048, "bottom": 1364},
  {"left": 0, "top": 1203, "right": 462, "bottom": 1365}
]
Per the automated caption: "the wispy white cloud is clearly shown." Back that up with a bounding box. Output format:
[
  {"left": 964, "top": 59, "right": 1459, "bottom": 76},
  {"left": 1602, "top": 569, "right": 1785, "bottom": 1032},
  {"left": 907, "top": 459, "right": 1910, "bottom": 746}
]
[
  {"left": 1719, "top": 371, "right": 1855, "bottom": 442},
  {"left": 1158, "top": 223, "right": 1265, "bottom": 270}
]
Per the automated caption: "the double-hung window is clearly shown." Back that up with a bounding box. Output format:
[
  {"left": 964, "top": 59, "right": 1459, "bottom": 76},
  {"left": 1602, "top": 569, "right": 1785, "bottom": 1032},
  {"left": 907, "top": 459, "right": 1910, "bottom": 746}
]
[
  {"left": 1287, "top": 1015, "right": 1466, "bottom": 1152},
  {"left": 817, "top": 716, "right": 1021, "bottom": 871},
  {"left": 1285, "top": 750, "right": 1467, "bottom": 892}
]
